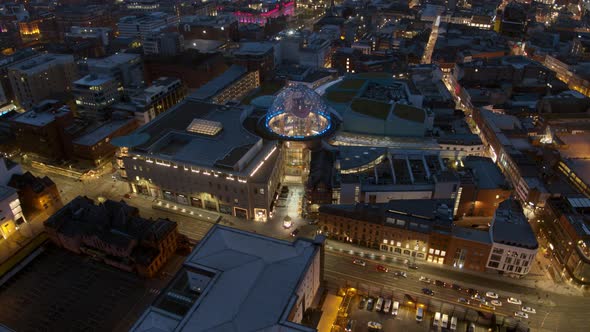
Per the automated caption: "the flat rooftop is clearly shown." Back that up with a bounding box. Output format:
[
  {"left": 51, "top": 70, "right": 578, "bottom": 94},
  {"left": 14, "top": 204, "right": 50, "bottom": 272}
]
[
  {"left": 73, "top": 119, "right": 135, "bottom": 147},
  {"left": 74, "top": 74, "right": 114, "bottom": 87},
  {"left": 492, "top": 200, "right": 538, "bottom": 249},
  {"left": 131, "top": 225, "right": 320, "bottom": 332},
  {"left": 11, "top": 106, "right": 70, "bottom": 127},
  {"left": 463, "top": 156, "right": 507, "bottom": 189},
  {"left": 189, "top": 65, "right": 247, "bottom": 101},
  {"left": 129, "top": 100, "right": 269, "bottom": 173},
  {"left": 7, "top": 53, "right": 73, "bottom": 74}
]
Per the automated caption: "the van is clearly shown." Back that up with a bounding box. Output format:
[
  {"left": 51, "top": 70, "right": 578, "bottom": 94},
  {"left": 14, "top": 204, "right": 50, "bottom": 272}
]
[
  {"left": 450, "top": 316, "right": 457, "bottom": 331},
  {"left": 391, "top": 301, "right": 400, "bottom": 316},
  {"left": 433, "top": 312, "right": 441, "bottom": 327},
  {"left": 383, "top": 298, "right": 392, "bottom": 313},
  {"left": 441, "top": 314, "right": 449, "bottom": 328},
  {"left": 375, "top": 297, "right": 384, "bottom": 312},
  {"left": 416, "top": 307, "right": 424, "bottom": 322}
]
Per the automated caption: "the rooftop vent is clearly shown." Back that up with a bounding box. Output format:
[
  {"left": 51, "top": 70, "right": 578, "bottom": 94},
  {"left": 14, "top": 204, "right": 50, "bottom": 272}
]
[{"left": 186, "top": 119, "right": 223, "bottom": 136}]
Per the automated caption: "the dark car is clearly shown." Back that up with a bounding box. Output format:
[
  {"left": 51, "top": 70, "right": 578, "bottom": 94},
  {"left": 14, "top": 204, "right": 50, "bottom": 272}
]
[
  {"left": 290, "top": 228, "right": 300, "bottom": 237},
  {"left": 358, "top": 297, "right": 367, "bottom": 310},
  {"left": 466, "top": 288, "right": 477, "bottom": 295},
  {"left": 434, "top": 280, "right": 446, "bottom": 287},
  {"left": 422, "top": 288, "right": 435, "bottom": 296},
  {"left": 408, "top": 264, "right": 419, "bottom": 270},
  {"left": 366, "top": 297, "right": 375, "bottom": 311},
  {"left": 452, "top": 283, "right": 463, "bottom": 291}
]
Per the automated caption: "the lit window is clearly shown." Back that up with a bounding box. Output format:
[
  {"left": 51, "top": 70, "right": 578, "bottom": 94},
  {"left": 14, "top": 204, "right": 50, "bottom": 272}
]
[
  {"left": 435, "top": 249, "right": 440, "bottom": 255},
  {"left": 429, "top": 248, "right": 434, "bottom": 254},
  {"left": 383, "top": 239, "right": 388, "bottom": 244}
]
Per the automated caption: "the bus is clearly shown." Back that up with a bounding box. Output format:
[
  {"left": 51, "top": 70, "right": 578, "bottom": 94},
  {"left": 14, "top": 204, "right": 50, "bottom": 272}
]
[{"left": 375, "top": 297, "right": 384, "bottom": 312}]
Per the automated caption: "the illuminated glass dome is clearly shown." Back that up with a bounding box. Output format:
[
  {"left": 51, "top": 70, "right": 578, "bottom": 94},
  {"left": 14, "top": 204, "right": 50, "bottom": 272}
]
[{"left": 265, "top": 85, "right": 332, "bottom": 139}]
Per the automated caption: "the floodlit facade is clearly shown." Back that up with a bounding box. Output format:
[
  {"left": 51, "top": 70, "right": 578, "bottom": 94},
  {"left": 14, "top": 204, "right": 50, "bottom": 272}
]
[{"left": 265, "top": 85, "right": 333, "bottom": 139}]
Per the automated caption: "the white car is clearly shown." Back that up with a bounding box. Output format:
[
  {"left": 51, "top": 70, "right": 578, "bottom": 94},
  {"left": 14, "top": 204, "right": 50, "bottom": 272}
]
[
  {"left": 367, "top": 321, "right": 383, "bottom": 330},
  {"left": 353, "top": 259, "right": 366, "bottom": 267},
  {"left": 419, "top": 276, "right": 431, "bottom": 283},
  {"left": 514, "top": 311, "right": 529, "bottom": 319},
  {"left": 490, "top": 300, "right": 502, "bottom": 307},
  {"left": 522, "top": 306, "right": 536, "bottom": 314},
  {"left": 485, "top": 291, "right": 499, "bottom": 299},
  {"left": 394, "top": 271, "right": 407, "bottom": 278},
  {"left": 507, "top": 297, "right": 522, "bottom": 305}
]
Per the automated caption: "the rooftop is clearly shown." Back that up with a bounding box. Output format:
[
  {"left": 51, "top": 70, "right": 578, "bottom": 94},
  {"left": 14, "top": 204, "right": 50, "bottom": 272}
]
[
  {"left": 491, "top": 199, "right": 538, "bottom": 250},
  {"left": 452, "top": 226, "right": 492, "bottom": 245},
  {"left": 73, "top": 74, "right": 115, "bottom": 87},
  {"left": 8, "top": 53, "right": 73, "bottom": 74},
  {"left": 131, "top": 225, "right": 321, "bottom": 332},
  {"left": 11, "top": 101, "right": 71, "bottom": 127},
  {"left": 462, "top": 156, "right": 508, "bottom": 190},
  {"left": 128, "top": 100, "right": 271, "bottom": 174},
  {"left": 72, "top": 119, "right": 136, "bottom": 147},
  {"left": 234, "top": 42, "right": 275, "bottom": 56},
  {"left": 189, "top": 65, "right": 248, "bottom": 101}
]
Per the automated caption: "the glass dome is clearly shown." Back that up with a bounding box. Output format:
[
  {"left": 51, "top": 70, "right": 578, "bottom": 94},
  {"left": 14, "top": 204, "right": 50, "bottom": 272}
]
[{"left": 264, "top": 85, "right": 332, "bottom": 139}]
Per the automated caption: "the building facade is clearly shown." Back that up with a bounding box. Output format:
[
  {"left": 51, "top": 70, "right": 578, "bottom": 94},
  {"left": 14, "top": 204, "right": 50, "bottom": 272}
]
[
  {"left": 7, "top": 53, "right": 77, "bottom": 109},
  {"left": 44, "top": 196, "right": 178, "bottom": 278}
]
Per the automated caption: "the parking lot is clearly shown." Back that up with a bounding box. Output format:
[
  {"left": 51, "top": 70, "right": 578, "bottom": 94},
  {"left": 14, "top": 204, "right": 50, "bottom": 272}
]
[
  {"left": 0, "top": 245, "right": 175, "bottom": 332},
  {"left": 347, "top": 294, "right": 493, "bottom": 332}
]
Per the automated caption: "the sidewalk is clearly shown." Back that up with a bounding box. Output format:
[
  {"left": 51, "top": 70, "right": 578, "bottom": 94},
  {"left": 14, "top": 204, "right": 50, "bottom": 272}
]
[{"left": 326, "top": 239, "right": 583, "bottom": 298}]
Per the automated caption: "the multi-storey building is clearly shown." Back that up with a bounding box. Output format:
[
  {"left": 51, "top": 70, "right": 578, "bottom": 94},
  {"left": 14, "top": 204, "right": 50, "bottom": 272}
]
[
  {"left": 117, "top": 12, "right": 179, "bottom": 40},
  {"left": 120, "top": 99, "right": 283, "bottom": 221},
  {"left": 190, "top": 65, "right": 260, "bottom": 105},
  {"left": 7, "top": 53, "right": 77, "bottom": 109},
  {"left": 8, "top": 171, "right": 62, "bottom": 219},
  {"left": 130, "top": 224, "right": 323, "bottom": 332},
  {"left": 73, "top": 74, "right": 122, "bottom": 118},
  {"left": 44, "top": 196, "right": 178, "bottom": 278},
  {"left": 318, "top": 199, "right": 493, "bottom": 272},
  {"left": 0, "top": 158, "right": 25, "bottom": 239},
  {"left": 233, "top": 42, "right": 277, "bottom": 80},
  {"left": 485, "top": 199, "right": 538, "bottom": 276},
  {"left": 0, "top": 48, "right": 38, "bottom": 106},
  {"left": 81, "top": 53, "right": 144, "bottom": 89},
  {"left": 142, "top": 31, "right": 184, "bottom": 56},
  {"left": 55, "top": 5, "right": 114, "bottom": 39},
  {"left": 115, "top": 77, "right": 187, "bottom": 125},
  {"left": 9, "top": 100, "right": 74, "bottom": 160},
  {"left": 179, "top": 14, "right": 239, "bottom": 42}
]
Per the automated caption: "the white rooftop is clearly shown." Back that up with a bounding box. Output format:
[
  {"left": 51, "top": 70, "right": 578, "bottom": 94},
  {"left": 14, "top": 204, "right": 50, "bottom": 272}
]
[{"left": 131, "top": 225, "right": 321, "bottom": 332}]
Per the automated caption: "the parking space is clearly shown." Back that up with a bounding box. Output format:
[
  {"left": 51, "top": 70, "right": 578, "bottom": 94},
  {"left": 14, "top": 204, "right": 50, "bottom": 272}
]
[{"left": 347, "top": 294, "right": 491, "bottom": 332}]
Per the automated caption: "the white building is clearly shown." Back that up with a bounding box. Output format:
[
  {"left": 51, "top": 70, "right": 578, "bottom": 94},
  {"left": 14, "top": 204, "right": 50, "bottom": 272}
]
[
  {"left": 486, "top": 199, "right": 538, "bottom": 276},
  {"left": 73, "top": 74, "right": 121, "bottom": 117},
  {"left": 117, "top": 12, "right": 179, "bottom": 40},
  {"left": 0, "top": 158, "right": 24, "bottom": 239},
  {"left": 130, "top": 225, "right": 324, "bottom": 332}
]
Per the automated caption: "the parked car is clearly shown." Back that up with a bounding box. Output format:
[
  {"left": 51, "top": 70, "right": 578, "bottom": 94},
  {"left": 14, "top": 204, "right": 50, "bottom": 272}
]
[
  {"left": 352, "top": 259, "right": 366, "bottom": 267},
  {"left": 358, "top": 297, "right": 367, "bottom": 310},
  {"left": 290, "top": 228, "right": 300, "bottom": 237},
  {"left": 345, "top": 319, "right": 355, "bottom": 332},
  {"left": 422, "top": 288, "right": 435, "bottom": 296},
  {"left": 514, "top": 311, "right": 529, "bottom": 319},
  {"left": 522, "top": 306, "right": 536, "bottom": 314},
  {"left": 451, "top": 283, "right": 462, "bottom": 291},
  {"left": 391, "top": 301, "right": 400, "bottom": 316},
  {"left": 366, "top": 297, "right": 375, "bottom": 311},
  {"left": 367, "top": 321, "right": 382, "bottom": 331},
  {"left": 507, "top": 297, "right": 522, "bottom": 305}
]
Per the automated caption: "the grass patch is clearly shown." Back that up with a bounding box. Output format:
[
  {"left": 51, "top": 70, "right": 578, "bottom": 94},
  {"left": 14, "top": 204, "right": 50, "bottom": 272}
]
[
  {"left": 0, "top": 232, "right": 47, "bottom": 278},
  {"left": 392, "top": 104, "right": 425, "bottom": 123},
  {"left": 337, "top": 79, "right": 366, "bottom": 90},
  {"left": 325, "top": 90, "right": 356, "bottom": 103},
  {"left": 350, "top": 99, "right": 391, "bottom": 119}
]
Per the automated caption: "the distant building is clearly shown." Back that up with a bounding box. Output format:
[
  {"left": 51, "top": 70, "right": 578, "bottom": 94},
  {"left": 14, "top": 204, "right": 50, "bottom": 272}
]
[
  {"left": 81, "top": 53, "right": 144, "bottom": 89},
  {"left": 18, "top": 12, "right": 58, "bottom": 45},
  {"left": 73, "top": 74, "right": 122, "bottom": 118},
  {"left": 485, "top": 199, "right": 538, "bottom": 276},
  {"left": 125, "top": 0, "right": 161, "bottom": 13},
  {"left": 114, "top": 77, "right": 187, "bottom": 125},
  {"left": 233, "top": 42, "right": 277, "bottom": 80},
  {"left": 9, "top": 100, "right": 74, "bottom": 160},
  {"left": 130, "top": 224, "right": 323, "bottom": 331},
  {"left": 143, "top": 31, "right": 184, "bottom": 56},
  {"left": 143, "top": 50, "right": 227, "bottom": 89},
  {"left": 278, "top": 30, "right": 331, "bottom": 68},
  {"left": 54, "top": 5, "right": 114, "bottom": 40},
  {"left": 0, "top": 48, "right": 38, "bottom": 106},
  {"left": 179, "top": 14, "right": 239, "bottom": 42},
  {"left": 7, "top": 53, "right": 77, "bottom": 109},
  {"left": 8, "top": 171, "right": 63, "bottom": 219},
  {"left": 117, "top": 12, "right": 179, "bottom": 40},
  {"left": 190, "top": 65, "right": 260, "bottom": 105},
  {"left": 64, "top": 26, "right": 112, "bottom": 57},
  {"left": 44, "top": 196, "right": 178, "bottom": 278}
]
